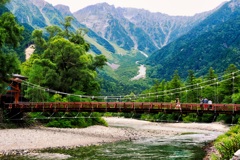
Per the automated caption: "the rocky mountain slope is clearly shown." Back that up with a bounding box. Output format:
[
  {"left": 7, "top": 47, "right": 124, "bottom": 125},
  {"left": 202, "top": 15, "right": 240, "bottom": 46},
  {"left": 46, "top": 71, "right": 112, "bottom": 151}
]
[
  {"left": 146, "top": 0, "right": 240, "bottom": 80},
  {"left": 74, "top": 3, "right": 211, "bottom": 54}
]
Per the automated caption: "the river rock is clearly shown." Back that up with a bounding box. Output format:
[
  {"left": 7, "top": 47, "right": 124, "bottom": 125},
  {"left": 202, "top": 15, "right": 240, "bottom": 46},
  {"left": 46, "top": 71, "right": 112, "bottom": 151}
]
[
  {"left": 27, "top": 153, "right": 72, "bottom": 160},
  {"left": 231, "top": 149, "right": 240, "bottom": 160}
]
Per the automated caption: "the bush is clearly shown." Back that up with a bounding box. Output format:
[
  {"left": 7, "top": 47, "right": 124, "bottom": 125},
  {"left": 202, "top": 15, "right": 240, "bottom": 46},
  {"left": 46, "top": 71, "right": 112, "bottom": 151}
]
[
  {"left": 103, "top": 112, "right": 113, "bottom": 117},
  {"left": 214, "top": 125, "right": 240, "bottom": 159},
  {"left": 139, "top": 113, "right": 181, "bottom": 122},
  {"left": 46, "top": 120, "right": 72, "bottom": 128},
  {"left": 210, "top": 153, "right": 220, "bottom": 160},
  {"left": 182, "top": 113, "right": 197, "bottom": 122},
  {"left": 28, "top": 112, "right": 108, "bottom": 128},
  {"left": 216, "top": 114, "right": 234, "bottom": 124}
]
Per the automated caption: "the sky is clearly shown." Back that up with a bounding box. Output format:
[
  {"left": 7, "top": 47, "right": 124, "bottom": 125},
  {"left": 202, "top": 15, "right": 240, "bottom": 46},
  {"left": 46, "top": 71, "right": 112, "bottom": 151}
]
[{"left": 44, "top": 0, "right": 230, "bottom": 16}]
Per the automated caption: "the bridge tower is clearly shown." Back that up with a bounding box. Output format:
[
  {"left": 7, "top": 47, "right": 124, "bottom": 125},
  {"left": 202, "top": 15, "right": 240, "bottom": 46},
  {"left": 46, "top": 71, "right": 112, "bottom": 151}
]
[
  {"left": 6, "top": 74, "right": 28, "bottom": 103},
  {"left": 0, "top": 74, "right": 27, "bottom": 122}
]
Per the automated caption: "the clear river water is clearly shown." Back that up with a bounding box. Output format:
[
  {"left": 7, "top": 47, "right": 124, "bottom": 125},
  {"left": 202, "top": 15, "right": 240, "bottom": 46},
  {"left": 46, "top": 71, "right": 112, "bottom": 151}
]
[
  {"left": 4, "top": 134, "right": 207, "bottom": 160},
  {"left": 72, "top": 136, "right": 206, "bottom": 160}
]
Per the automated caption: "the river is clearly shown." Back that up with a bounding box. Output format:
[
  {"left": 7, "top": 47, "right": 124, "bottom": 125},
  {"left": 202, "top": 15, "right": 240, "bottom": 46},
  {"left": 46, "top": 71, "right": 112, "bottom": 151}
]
[
  {"left": 2, "top": 118, "right": 228, "bottom": 159},
  {"left": 60, "top": 136, "right": 206, "bottom": 159},
  {"left": 5, "top": 134, "right": 207, "bottom": 159}
]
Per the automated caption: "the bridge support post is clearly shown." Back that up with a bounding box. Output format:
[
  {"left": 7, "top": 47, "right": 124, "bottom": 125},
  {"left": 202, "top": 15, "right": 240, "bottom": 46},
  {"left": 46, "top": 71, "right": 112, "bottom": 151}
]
[{"left": 0, "top": 108, "right": 3, "bottom": 123}]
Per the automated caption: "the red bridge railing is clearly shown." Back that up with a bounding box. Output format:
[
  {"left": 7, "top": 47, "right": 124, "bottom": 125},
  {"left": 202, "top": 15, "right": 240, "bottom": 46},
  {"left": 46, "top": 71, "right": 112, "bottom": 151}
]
[{"left": 4, "top": 102, "right": 240, "bottom": 114}]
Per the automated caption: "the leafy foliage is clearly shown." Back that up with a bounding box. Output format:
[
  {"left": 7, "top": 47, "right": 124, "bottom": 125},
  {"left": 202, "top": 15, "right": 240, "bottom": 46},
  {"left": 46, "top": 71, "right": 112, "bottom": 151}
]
[
  {"left": 0, "top": 6, "right": 33, "bottom": 62},
  {"left": 0, "top": 12, "right": 23, "bottom": 48},
  {"left": 44, "top": 112, "right": 107, "bottom": 128},
  {"left": 213, "top": 125, "right": 240, "bottom": 159},
  {"left": 0, "top": 7, "right": 23, "bottom": 92},
  {"left": 14, "top": 23, "right": 34, "bottom": 61},
  {"left": 22, "top": 17, "right": 107, "bottom": 96}
]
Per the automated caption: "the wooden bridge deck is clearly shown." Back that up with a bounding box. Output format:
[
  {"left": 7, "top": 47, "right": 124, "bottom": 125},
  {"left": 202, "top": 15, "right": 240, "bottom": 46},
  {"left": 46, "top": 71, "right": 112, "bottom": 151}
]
[{"left": 4, "top": 102, "right": 240, "bottom": 115}]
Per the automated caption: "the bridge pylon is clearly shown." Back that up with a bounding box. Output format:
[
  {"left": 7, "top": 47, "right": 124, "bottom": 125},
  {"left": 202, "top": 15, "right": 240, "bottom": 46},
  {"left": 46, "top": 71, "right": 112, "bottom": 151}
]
[
  {"left": 0, "top": 108, "right": 2, "bottom": 123},
  {"left": 0, "top": 74, "right": 28, "bottom": 104},
  {"left": 0, "top": 74, "right": 28, "bottom": 122}
]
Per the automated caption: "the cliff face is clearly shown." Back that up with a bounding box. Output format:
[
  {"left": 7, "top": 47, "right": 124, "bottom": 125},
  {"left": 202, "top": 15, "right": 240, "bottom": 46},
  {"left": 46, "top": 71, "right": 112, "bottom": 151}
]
[
  {"left": 54, "top": 4, "right": 72, "bottom": 15},
  {"left": 74, "top": 3, "right": 211, "bottom": 54}
]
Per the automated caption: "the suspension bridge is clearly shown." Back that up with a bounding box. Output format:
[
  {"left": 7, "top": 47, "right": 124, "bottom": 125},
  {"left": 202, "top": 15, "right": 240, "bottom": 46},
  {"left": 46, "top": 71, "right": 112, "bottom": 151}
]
[
  {"left": 1, "top": 73, "right": 240, "bottom": 121},
  {"left": 4, "top": 101, "right": 240, "bottom": 115}
]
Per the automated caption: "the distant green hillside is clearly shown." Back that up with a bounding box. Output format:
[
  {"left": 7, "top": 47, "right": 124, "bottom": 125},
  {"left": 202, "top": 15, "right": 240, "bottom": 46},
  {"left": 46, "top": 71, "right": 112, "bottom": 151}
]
[
  {"left": 99, "top": 51, "right": 151, "bottom": 96},
  {"left": 147, "top": 0, "right": 240, "bottom": 80}
]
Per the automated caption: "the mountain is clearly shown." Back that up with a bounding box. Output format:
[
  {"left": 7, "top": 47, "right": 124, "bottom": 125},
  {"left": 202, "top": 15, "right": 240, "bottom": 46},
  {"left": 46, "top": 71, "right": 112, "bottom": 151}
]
[
  {"left": 74, "top": 3, "right": 211, "bottom": 55},
  {"left": 146, "top": 0, "right": 240, "bottom": 80},
  {"left": 6, "top": 0, "right": 121, "bottom": 60}
]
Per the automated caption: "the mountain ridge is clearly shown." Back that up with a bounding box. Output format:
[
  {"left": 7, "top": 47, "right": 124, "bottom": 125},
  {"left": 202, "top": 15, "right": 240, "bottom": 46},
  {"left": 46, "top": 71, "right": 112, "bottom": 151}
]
[
  {"left": 146, "top": 0, "right": 240, "bottom": 80},
  {"left": 73, "top": 2, "right": 212, "bottom": 54}
]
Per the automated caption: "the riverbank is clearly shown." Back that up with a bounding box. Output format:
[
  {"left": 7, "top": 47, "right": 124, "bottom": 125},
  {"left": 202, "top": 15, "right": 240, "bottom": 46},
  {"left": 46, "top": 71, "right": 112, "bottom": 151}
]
[{"left": 0, "top": 117, "right": 229, "bottom": 158}]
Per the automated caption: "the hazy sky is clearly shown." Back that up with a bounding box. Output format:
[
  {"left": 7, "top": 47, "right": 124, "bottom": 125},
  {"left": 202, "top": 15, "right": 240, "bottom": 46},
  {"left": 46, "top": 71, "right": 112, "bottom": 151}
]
[{"left": 44, "top": 0, "right": 229, "bottom": 16}]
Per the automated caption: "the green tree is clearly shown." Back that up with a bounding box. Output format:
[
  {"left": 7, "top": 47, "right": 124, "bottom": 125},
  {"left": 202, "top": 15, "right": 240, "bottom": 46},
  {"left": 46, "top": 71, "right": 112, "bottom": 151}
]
[
  {"left": 202, "top": 67, "right": 218, "bottom": 103},
  {"left": 219, "top": 64, "right": 240, "bottom": 103},
  {"left": 184, "top": 70, "right": 197, "bottom": 103},
  {"left": 149, "top": 80, "right": 162, "bottom": 102},
  {"left": 31, "top": 29, "right": 46, "bottom": 53},
  {"left": 0, "top": 8, "right": 24, "bottom": 92},
  {"left": 45, "top": 25, "right": 62, "bottom": 39},
  {"left": 159, "top": 80, "right": 167, "bottom": 102},
  {"left": 69, "top": 28, "right": 90, "bottom": 52},
  {"left": 0, "top": 13, "right": 23, "bottom": 48},
  {"left": 21, "top": 17, "right": 107, "bottom": 128},
  {"left": 169, "top": 70, "right": 182, "bottom": 101},
  {"left": 163, "top": 81, "right": 171, "bottom": 102},
  {"left": 61, "top": 16, "right": 74, "bottom": 39},
  {"left": 24, "top": 16, "right": 107, "bottom": 99},
  {"left": 206, "top": 67, "right": 217, "bottom": 81}
]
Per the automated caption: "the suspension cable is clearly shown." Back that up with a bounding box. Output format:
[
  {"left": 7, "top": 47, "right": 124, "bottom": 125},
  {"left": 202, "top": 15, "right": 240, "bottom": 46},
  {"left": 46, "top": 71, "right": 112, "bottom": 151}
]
[{"left": 12, "top": 70, "right": 240, "bottom": 102}]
